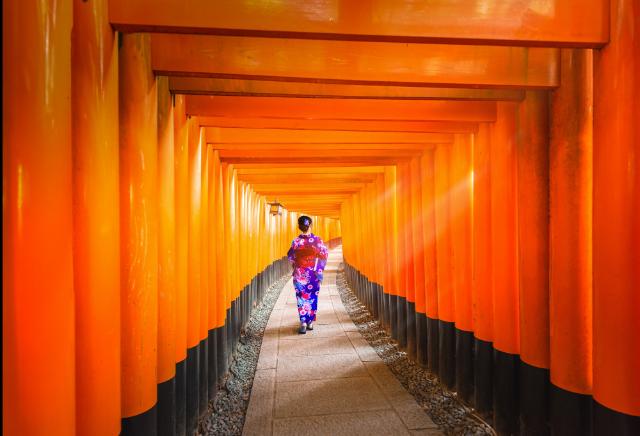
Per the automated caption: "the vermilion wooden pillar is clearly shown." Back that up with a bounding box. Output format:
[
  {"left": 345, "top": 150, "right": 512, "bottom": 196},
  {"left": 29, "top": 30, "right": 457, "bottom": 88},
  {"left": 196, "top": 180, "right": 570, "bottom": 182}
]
[
  {"left": 549, "top": 48, "right": 594, "bottom": 436},
  {"left": 396, "top": 162, "right": 409, "bottom": 349},
  {"left": 156, "top": 77, "right": 177, "bottom": 436},
  {"left": 434, "top": 144, "right": 455, "bottom": 389},
  {"left": 402, "top": 162, "right": 416, "bottom": 357},
  {"left": 207, "top": 149, "right": 220, "bottom": 405},
  {"left": 71, "top": 0, "right": 121, "bottom": 434},
  {"left": 173, "top": 94, "right": 189, "bottom": 436},
  {"left": 198, "top": 129, "right": 209, "bottom": 417},
  {"left": 119, "top": 33, "right": 159, "bottom": 435},
  {"left": 213, "top": 151, "right": 229, "bottom": 393},
  {"left": 472, "top": 123, "right": 493, "bottom": 415},
  {"left": 3, "top": 1, "right": 75, "bottom": 434},
  {"left": 385, "top": 166, "right": 400, "bottom": 341},
  {"left": 410, "top": 157, "right": 428, "bottom": 367},
  {"left": 420, "top": 151, "right": 439, "bottom": 372},
  {"left": 593, "top": 0, "right": 640, "bottom": 432},
  {"left": 490, "top": 102, "right": 520, "bottom": 435},
  {"left": 186, "top": 118, "right": 202, "bottom": 435},
  {"left": 451, "top": 134, "right": 474, "bottom": 404},
  {"left": 517, "top": 91, "right": 550, "bottom": 435}
]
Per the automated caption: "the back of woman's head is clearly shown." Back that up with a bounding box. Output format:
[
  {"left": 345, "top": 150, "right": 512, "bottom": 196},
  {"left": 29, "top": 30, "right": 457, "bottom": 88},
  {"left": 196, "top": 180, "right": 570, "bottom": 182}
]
[{"left": 298, "top": 215, "right": 312, "bottom": 232}]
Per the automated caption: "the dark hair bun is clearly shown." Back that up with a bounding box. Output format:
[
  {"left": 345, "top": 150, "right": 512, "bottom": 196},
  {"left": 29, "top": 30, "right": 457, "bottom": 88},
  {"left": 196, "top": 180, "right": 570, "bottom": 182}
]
[{"left": 298, "top": 215, "right": 312, "bottom": 232}]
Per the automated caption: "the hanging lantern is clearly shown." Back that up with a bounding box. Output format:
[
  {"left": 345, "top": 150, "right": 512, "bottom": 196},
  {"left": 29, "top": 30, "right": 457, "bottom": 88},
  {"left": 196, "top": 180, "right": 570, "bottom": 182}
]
[{"left": 268, "top": 200, "right": 283, "bottom": 216}]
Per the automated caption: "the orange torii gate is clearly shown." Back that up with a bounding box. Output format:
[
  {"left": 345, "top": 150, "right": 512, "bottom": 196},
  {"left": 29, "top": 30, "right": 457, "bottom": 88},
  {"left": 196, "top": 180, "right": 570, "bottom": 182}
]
[{"left": 4, "top": 1, "right": 639, "bottom": 436}]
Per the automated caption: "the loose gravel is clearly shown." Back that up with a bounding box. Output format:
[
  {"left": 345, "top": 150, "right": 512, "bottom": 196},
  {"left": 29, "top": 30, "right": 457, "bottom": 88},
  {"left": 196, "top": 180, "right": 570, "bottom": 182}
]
[
  {"left": 335, "top": 265, "right": 497, "bottom": 436},
  {"left": 197, "top": 274, "right": 290, "bottom": 436}
]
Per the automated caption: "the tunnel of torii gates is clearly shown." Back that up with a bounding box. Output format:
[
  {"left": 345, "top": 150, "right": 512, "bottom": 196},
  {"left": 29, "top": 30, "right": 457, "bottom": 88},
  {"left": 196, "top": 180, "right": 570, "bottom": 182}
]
[{"left": 3, "top": 0, "right": 639, "bottom": 435}]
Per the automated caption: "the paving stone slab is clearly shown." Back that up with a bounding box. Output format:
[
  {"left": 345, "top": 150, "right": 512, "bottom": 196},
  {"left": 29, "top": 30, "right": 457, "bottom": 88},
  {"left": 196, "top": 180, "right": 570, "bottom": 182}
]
[
  {"left": 278, "top": 322, "right": 346, "bottom": 340},
  {"left": 273, "top": 410, "right": 411, "bottom": 436},
  {"left": 274, "top": 377, "right": 390, "bottom": 418},
  {"left": 346, "top": 331, "right": 382, "bottom": 362},
  {"left": 277, "top": 336, "right": 355, "bottom": 356},
  {"left": 276, "top": 353, "right": 368, "bottom": 382}
]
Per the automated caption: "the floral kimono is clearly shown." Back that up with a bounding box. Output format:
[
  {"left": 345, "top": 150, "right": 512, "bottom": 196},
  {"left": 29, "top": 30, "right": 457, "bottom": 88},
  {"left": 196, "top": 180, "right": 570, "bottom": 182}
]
[{"left": 287, "top": 233, "right": 329, "bottom": 324}]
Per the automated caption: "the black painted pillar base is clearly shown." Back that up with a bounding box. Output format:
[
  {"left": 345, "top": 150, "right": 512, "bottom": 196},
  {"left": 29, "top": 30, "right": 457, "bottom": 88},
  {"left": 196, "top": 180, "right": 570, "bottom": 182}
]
[
  {"left": 185, "top": 345, "right": 200, "bottom": 436},
  {"left": 157, "top": 376, "right": 176, "bottom": 436},
  {"left": 416, "top": 312, "right": 428, "bottom": 367},
  {"left": 380, "top": 288, "right": 389, "bottom": 331},
  {"left": 455, "top": 329, "right": 474, "bottom": 404},
  {"left": 122, "top": 405, "right": 158, "bottom": 436},
  {"left": 494, "top": 349, "right": 520, "bottom": 436},
  {"left": 427, "top": 317, "right": 439, "bottom": 373},
  {"left": 207, "top": 329, "right": 218, "bottom": 402},
  {"left": 216, "top": 323, "right": 228, "bottom": 385},
  {"left": 225, "top": 307, "right": 232, "bottom": 367},
  {"left": 371, "top": 283, "right": 380, "bottom": 319},
  {"left": 397, "top": 295, "right": 408, "bottom": 348},
  {"left": 406, "top": 300, "right": 417, "bottom": 360},
  {"left": 175, "top": 359, "right": 187, "bottom": 436},
  {"left": 519, "top": 362, "right": 549, "bottom": 435},
  {"left": 593, "top": 400, "right": 640, "bottom": 436},
  {"left": 550, "top": 384, "right": 592, "bottom": 436},
  {"left": 473, "top": 338, "right": 493, "bottom": 416},
  {"left": 438, "top": 320, "right": 455, "bottom": 389},
  {"left": 390, "top": 294, "right": 399, "bottom": 340},
  {"left": 234, "top": 295, "right": 240, "bottom": 349},
  {"left": 199, "top": 338, "right": 208, "bottom": 415}
]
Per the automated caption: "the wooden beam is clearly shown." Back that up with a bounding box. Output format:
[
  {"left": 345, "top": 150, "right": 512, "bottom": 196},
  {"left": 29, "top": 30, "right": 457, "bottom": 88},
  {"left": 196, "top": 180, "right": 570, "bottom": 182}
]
[
  {"left": 169, "top": 77, "right": 526, "bottom": 100},
  {"left": 205, "top": 127, "right": 453, "bottom": 144},
  {"left": 153, "top": 34, "right": 559, "bottom": 89},
  {"left": 211, "top": 143, "right": 441, "bottom": 151},
  {"left": 198, "top": 117, "right": 479, "bottom": 133},
  {"left": 238, "top": 174, "right": 377, "bottom": 183},
  {"left": 186, "top": 96, "right": 497, "bottom": 122},
  {"left": 218, "top": 149, "right": 422, "bottom": 159},
  {"left": 237, "top": 166, "right": 385, "bottom": 174},
  {"left": 253, "top": 183, "right": 364, "bottom": 192},
  {"left": 222, "top": 157, "right": 408, "bottom": 165},
  {"left": 110, "top": 0, "right": 608, "bottom": 47}
]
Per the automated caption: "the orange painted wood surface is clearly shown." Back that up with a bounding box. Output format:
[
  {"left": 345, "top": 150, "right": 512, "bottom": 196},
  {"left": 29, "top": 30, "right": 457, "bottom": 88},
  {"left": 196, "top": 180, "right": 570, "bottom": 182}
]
[
  {"left": 205, "top": 128, "right": 453, "bottom": 145},
  {"left": 420, "top": 151, "right": 438, "bottom": 320},
  {"left": 157, "top": 77, "right": 177, "bottom": 384},
  {"left": 198, "top": 117, "right": 479, "bottom": 133},
  {"left": 186, "top": 96, "right": 497, "bottom": 122},
  {"left": 3, "top": 1, "right": 76, "bottom": 434},
  {"left": 549, "top": 49, "right": 593, "bottom": 395},
  {"left": 593, "top": 0, "right": 640, "bottom": 416},
  {"left": 170, "top": 77, "right": 526, "bottom": 100},
  {"left": 517, "top": 91, "right": 550, "bottom": 370},
  {"left": 174, "top": 94, "right": 189, "bottom": 363},
  {"left": 434, "top": 145, "right": 454, "bottom": 322},
  {"left": 187, "top": 119, "right": 203, "bottom": 348},
  {"left": 119, "top": 33, "right": 159, "bottom": 418},
  {"left": 410, "top": 158, "right": 426, "bottom": 314},
  {"left": 110, "top": 0, "right": 607, "bottom": 46},
  {"left": 472, "top": 124, "right": 492, "bottom": 342},
  {"left": 490, "top": 102, "right": 519, "bottom": 355},
  {"left": 71, "top": 0, "right": 121, "bottom": 433},
  {"left": 152, "top": 34, "right": 559, "bottom": 89},
  {"left": 451, "top": 135, "right": 473, "bottom": 332}
]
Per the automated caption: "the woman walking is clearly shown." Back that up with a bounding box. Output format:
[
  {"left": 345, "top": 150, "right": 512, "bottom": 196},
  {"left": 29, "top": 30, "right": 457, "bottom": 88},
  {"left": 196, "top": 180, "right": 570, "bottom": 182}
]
[{"left": 287, "top": 216, "right": 329, "bottom": 334}]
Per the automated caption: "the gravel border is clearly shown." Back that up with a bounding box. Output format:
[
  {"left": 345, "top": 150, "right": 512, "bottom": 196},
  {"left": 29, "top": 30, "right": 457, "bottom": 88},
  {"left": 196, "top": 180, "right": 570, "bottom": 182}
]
[
  {"left": 335, "top": 265, "right": 496, "bottom": 436},
  {"left": 197, "top": 274, "right": 290, "bottom": 436}
]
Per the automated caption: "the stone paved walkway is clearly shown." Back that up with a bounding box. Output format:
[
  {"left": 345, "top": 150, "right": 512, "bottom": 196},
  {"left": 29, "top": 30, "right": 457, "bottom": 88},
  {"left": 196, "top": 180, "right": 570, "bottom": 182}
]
[{"left": 243, "top": 247, "right": 443, "bottom": 436}]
